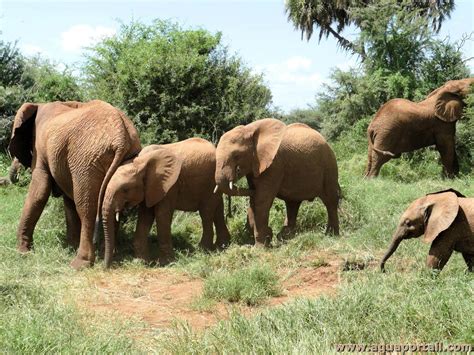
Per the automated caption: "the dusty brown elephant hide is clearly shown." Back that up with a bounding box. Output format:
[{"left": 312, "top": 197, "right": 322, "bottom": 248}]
[
  {"left": 366, "top": 78, "right": 474, "bottom": 178},
  {"left": 9, "top": 100, "right": 141, "bottom": 269}
]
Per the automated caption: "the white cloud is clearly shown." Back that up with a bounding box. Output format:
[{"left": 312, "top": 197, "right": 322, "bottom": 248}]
[
  {"left": 255, "top": 56, "right": 323, "bottom": 90},
  {"left": 61, "top": 25, "right": 116, "bottom": 53},
  {"left": 22, "top": 44, "right": 44, "bottom": 56},
  {"left": 254, "top": 56, "right": 325, "bottom": 111}
]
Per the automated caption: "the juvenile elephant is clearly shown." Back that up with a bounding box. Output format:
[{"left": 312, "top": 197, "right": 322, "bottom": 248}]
[
  {"left": 9, "top": 100, "right": 141, "bottom": 269},
  {"left": 365, "top": 78, "right": 474, "bottom": 178},
  {"left": 380, "top": 189, "right": 474, "bottom": 272},
  {"left": 215, "top": 118, "right": 340, "bottom": 246},
  {"left": 102, "top": 138, "right": 232, "bottom": 267}
]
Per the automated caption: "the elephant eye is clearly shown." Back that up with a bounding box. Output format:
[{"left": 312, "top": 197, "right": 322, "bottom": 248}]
[{"left": 405, "top": 219, "right": 411, "bottom": 226}]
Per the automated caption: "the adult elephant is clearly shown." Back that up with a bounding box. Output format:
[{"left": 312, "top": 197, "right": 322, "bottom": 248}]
[
  {"left": 215, "top": 118, "right": 340, "bottom": 246},
  {"left": 9, "top": 100, "right": 141, "bottom": 269},
  {"left": 365, "top": 78, "right": 474, "bottom": 178}
]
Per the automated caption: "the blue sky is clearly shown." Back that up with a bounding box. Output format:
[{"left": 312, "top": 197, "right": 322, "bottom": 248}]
[{"left": 1, "top": 0, "right": 473, "bottom": 112}]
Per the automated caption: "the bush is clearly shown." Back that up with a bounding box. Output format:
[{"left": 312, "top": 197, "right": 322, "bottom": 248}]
[
  {"left": 84, "top": 19, "right": 272, "bottom": 144},
  {"left": 0, "top": 42, "right": 83, "bottom": 151}
]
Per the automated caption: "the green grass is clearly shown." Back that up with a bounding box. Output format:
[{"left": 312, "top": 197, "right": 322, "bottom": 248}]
[
  {"left": 1, "top": 140, "right": 473, "bottom": 353},
  {"left": 202, "top": 263, "right": 281, "bottom": 306}
]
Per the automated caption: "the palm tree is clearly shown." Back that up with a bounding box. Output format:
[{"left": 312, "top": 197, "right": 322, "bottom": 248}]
[{"left": 285, "top": 0, "right": 455, "bottom": 60}]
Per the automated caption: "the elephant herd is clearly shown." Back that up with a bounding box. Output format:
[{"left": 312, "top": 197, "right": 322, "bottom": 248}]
[{"left": 4, "top": 78, "right": 474, "bottom": 273}]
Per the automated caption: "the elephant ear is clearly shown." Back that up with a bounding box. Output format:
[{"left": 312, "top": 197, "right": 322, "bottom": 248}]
[
  {"left": 139, "top": 148, "right": 182, "bottom": 208},
  {"left": 248, "top": 118, "right": 286, "bottom": 177},
  {"left": 434, "top": 82, "right": 465, "bottom": 122},
  {"left": 8, "top": 103, "right": 39, "bottom": 168},
  {"left": 422, "top": 192, "right": 459, "bottom": 243}
]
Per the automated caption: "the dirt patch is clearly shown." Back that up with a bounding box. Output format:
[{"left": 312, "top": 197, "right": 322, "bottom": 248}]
[{"left": 78, "top": 255, "right": 341, "bottom": 331}]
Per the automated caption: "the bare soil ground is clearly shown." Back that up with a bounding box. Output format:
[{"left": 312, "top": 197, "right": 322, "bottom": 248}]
[{"left": 78, "top": 254, "right": 342, "bottom": 331}]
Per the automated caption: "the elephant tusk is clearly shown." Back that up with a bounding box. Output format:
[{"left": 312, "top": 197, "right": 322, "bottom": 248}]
[
  {"left": 115, "top": 212, "right": 120, "bottom": 222},
  {"left": 213, "top": 185, "right": 219, "bottom": 194},
  {"left": 229, "top": 181, "right": 233, "bottom": 190}
]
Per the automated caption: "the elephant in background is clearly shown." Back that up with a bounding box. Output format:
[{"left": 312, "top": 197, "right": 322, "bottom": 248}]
[
  {"left": 9, "top": 100, "right": 141, "bottom": 269},
  {"left": 380, "top": 189, "right": 474, "bottom": 272},
  {"left": 215, "top": 118, "right": 340, "bottom": 247},
  {"left": 365, "top": 78, "right": 474, "bottom": 178},
  {"left": 0, "top": 157, "right": 21, "bottom": 186},
  {"left": 102, "top": 138, "right": 233, "bottom": 267}
]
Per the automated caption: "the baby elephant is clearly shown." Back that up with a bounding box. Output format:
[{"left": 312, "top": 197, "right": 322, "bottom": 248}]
[
  {"left": 102, "top": 138, "right": 231, "bottom": 267},
  {"left": 380, "top": 189, "right": 474, "bottom": 272}
]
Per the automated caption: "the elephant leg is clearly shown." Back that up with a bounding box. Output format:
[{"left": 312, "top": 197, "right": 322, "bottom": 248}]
[
  {"left": 462, "top": 253, "right": 473, "bottom": 272},
  {"left": 133, "top": 203, "right": 154, "bottom": 262},
  {"left": 155, "top": 202, "right": 175, "bottom": 266},
  {"left": 198, "top": 203, "right": 215, "bottom": 251},
  {"left": 426, "top": 234, "right": 455, "bottom": 271},
  {"left": 63, "top": 196, "right": 81, "bottom": 249},
  {"left": 251, "top": 189, "right": 277, "bottom": 247},
  {"left": 436, "top": 135, "right": 458, "bottom": 177},
  {"left": 321, "top": 191, "right": 340, "bottom": 235},
  {"left": 214, "top": 196, "right": 231, "bottom": 250},
  {"left": 16, "top": 167, "right": 52, "bottom": 252},
  {"left": 246, "top": 203, "right": 256, "bottom": 235},
  {"left": 364, "top": 146, "right": 373, "bottom": 177},
  {"left": 277, "top": 200, "right": 301, "bottom": 240},
  {"left": 70, "top": 177, "right": 102, "bottom": 270},
  {"left": 368, "top": 150, "right": 391, "bottom": 177}
]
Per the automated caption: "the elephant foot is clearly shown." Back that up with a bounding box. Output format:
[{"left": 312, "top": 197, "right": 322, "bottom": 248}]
[
  {"left": 325, "top": 225, "right": 339, "bottom": 236},
  {"left": 158, "top": 249, "right": 175, "bottom": 266},
  {"left": 17, "top": 241, "right": 32, "bottom": 253},
  {"left": 70, "top": 257, "right": 93, "bottom": 270},
  {"left": 158, "top": 255, "right": 175, "bottom": 266},
  {"left": 254, "top": 238, "right": 271, "bottom": 248},
  {"left": 277, "top": 226, "right": 296, "bottom": 241},
  {"left": 214, "top": 240, "right": 230, "bottom": 251},
  {"left": 134, "top": 250, "right": 151, "bottom": 263},
  {"left": 199, "top": 241, "right": 216, "bottom": 252}
]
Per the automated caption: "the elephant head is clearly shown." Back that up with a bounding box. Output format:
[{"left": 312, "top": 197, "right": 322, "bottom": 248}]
[
  {"left": 102, "top": 147, "right": 182, "bottom": 267},
  {"left": 215, "top": 118, "right": 286, "bottom": 194},
  {"left": 380, "top": 189, "right": 464, "bottom": 272},
  {"left": 427, "top": 78, "right": 474, "bottom": 122}
]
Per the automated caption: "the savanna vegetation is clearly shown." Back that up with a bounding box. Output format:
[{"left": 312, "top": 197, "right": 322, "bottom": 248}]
[{"left": 1, "top": 0, "right": 473, "bottom": 353}]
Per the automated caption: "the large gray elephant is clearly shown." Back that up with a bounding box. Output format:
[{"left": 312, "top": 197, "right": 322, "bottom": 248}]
[
  {"left": 214, "top": 118, "right": 340, "bottom": 246},
  {"left": 380, "top": 189, "right": 474, "bottom": 272},
  {"left": 9, "top": 100, "right": 141, "bottom": 269},
  {"left": 365, "top": 78, "right": 474, "bottom": 178}
]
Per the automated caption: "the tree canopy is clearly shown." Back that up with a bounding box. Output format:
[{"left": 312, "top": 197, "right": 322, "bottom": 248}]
[
  {"left": 84, "top": 20, "right": 272, "bottom": 144},
  {"left": 285, "top": 0, "right": 455, "bottom": 59}
]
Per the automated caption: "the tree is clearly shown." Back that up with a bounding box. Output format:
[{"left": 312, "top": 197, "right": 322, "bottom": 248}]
[
  {"left": 285, "top": 0, "right": 455, "bottom": 59},
  {"left": 84, "top": 19, "right": 272, "bottom": 144},
  {"left": 0, "top": 41, "right": 83, "bottom": 151}
]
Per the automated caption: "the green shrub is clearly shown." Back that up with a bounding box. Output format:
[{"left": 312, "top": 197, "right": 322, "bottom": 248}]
[{"left": 84, "top": 19, "right": 272, "bottom": 144}]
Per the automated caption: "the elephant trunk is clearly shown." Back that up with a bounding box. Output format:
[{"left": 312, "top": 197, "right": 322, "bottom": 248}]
[
  {"left": 380, "top": 234, "right": 403, "bottom": 272},
  {"left": 8, "top": 158, "right": 21, "bottom": 184},
  {"left": 102, "top": 193, "right": 117, "bottom": 268}
]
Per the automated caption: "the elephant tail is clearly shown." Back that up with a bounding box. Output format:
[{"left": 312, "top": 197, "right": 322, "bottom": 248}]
[
  {"left": 368, "top": 129, "right": 396, "bottom": 157},
  {"left": 372, "top": 146, "right": 396, "bottom": 157}
]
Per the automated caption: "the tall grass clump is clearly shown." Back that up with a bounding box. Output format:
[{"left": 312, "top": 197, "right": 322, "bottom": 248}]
[{"left": 202, "top": 264, "right": 281, "bottom": 306}]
